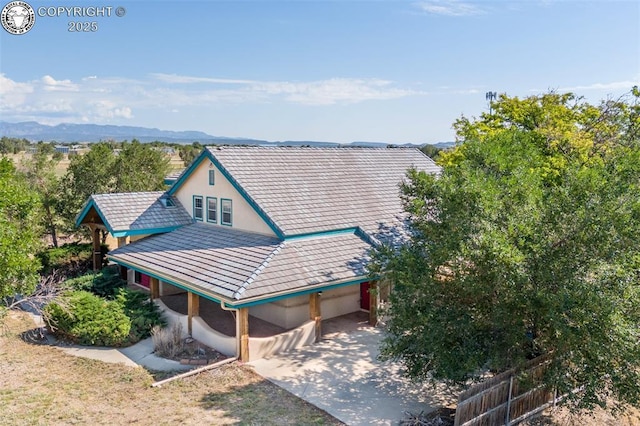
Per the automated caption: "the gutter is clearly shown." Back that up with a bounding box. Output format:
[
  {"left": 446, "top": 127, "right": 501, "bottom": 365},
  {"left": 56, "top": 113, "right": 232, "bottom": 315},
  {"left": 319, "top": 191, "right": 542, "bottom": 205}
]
[{"left": 220, "top": 301, "right": 241, "bottom": 358}]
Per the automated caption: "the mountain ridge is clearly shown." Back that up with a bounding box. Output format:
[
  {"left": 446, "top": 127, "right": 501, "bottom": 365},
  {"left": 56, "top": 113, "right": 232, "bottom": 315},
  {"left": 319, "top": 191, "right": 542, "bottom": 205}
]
[{"left": 0, "top": 121, "right": 455, "bottom": 148}]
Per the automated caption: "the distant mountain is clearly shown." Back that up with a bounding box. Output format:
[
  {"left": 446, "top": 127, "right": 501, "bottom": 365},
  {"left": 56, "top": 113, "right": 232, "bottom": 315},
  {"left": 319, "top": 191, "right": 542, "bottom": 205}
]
[{"left": 0, "top": 121, "right": 454, "bottom": 148}]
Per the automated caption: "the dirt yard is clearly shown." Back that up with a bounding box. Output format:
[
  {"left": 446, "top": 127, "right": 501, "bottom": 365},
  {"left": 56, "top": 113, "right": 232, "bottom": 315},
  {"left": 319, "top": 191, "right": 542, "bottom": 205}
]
[{"left": 0, "top": 312, "right": 342, "bottom": 425}]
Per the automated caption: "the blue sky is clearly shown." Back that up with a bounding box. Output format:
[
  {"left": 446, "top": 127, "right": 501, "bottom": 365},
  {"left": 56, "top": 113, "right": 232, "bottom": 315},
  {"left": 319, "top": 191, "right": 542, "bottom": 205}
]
[{"left": 1, "top": 1, "right": 638, "bottom": 144}]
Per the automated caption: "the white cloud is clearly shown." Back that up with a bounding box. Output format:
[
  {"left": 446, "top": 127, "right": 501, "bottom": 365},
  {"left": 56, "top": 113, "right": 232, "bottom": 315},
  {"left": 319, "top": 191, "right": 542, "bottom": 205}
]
[
  {"left": 151, "top": 73, "right": 256, "bottom": 85},
  {"left": 559, "top": 80, "right": 639, "bottom": 92},
  {"left": 41, "top": 75, "right": 79, "bottom": 91},
  {"left": 0, "top": 73, "right": 425, "bottom": 125},
  {"left": 414, "top": 0, "right": 485, "bottom": 16}
]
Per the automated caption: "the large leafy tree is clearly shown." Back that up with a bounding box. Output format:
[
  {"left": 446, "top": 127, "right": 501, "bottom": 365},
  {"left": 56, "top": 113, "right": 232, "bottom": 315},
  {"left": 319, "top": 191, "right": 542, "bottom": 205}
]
[
  {"left": 0, "top": 158, "right": 42, "bottom": 300},
  {"left": 22, "top": 145, "right": 64, "bottom": 247},
  {"left": 113, "top": 140, "right": 170, "bottom": 192},
  {"left": 373, "top": 90, "right": 640, "bottom": 411}
]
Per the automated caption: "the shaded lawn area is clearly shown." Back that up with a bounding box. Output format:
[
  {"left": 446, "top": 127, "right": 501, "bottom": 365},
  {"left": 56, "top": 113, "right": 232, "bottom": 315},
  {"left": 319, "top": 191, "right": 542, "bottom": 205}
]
[{"left": 0, "top": 312, "right": 342, "bottom": 426}]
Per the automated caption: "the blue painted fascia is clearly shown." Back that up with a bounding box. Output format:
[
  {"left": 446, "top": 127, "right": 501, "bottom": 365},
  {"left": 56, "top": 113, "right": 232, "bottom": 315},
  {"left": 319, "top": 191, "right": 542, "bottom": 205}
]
[
  {"left": 167, "top": 148, "right": 285, "bottom": 239},
  {"left": 111, "top": 225, "right": 184, "bottom": 238},
  {"left": 74, "top": 198, "right": 115, "bottom": 234},
  {"left": 284, "top": 227, "right": 359, "bottom": 241},
  {"left": 231, "top": 276, "right": 380, "bottom": 308},
  {"left": 107, "top": 257, "right": 226, "bottom": 305},
  {"left": 163, "top": 178, "right": 176, "bottom": 186}
]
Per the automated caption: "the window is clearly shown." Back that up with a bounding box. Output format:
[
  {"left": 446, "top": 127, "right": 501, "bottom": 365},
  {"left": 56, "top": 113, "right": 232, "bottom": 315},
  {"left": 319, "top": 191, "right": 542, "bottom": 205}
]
[
  {"left": 221, "top": 199, "right": 232, "bottom": 226},
  {"left": 160, "top": 195, "right": 176, "bottom": 208},
  {"left": 134, "top": 270, "right": 142, "bottom": 284},
  {"left": 208, "top": 169, "right": 215, "bottom": 186},
  {"left": 206, "top": 197, "right": 217, "bottom": 223},
  {"left": 193, "top": 195, "right": 203, "bottom": 221}
]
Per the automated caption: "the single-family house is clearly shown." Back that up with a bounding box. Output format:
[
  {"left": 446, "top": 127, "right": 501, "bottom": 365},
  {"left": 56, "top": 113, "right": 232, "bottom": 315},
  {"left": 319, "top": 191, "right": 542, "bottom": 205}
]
[{"left": 75, "top": 146, "right": 440, "bottom": 361}]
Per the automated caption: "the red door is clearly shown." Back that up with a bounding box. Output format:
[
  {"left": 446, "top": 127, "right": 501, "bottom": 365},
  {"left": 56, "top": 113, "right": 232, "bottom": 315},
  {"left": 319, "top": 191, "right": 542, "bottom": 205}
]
[
  {"left": 140, "top": 273, "right": 150, "bottom": 288},
  {"left": 360, "top": 282, "right": 370, "bottom": 310}
]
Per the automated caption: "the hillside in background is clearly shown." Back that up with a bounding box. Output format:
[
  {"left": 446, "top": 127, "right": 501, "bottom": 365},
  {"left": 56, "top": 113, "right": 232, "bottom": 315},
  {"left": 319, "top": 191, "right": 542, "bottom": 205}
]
[{"left": 0, "top": 121, "right": 454, "bottom": 148}]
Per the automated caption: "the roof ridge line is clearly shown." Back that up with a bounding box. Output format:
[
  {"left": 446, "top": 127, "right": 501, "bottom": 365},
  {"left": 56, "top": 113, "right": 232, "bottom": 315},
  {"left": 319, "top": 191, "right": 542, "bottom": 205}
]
[{"left": 233, "top": 241, "right": 286, "bottom": 300}]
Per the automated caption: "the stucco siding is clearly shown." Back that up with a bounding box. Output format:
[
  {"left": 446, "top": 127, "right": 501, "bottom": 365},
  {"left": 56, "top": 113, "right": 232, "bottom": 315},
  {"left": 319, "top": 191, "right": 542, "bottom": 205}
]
[
  {"left": 174, "top": 160, "right": 275, "bottom": 236},
  {"left": 249, "top": 294, "right": 308, "bottom": 329},
  {"left": 249, "top": 284, "right": 361, "bottom": 329},
  {"left": 321, "top": 285, "right": 361, "bottom": 319}
]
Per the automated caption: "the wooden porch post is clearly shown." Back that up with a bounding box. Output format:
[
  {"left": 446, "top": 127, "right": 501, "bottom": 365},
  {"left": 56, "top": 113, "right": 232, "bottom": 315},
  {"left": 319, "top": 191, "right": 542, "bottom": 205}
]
[
  {"left": 149, "top": 277, "right": 160, "bottom": 300},
  {"left": 369, "top": 281, "right": 378, "bottom": 326},
  {"left": 187, "top": 292, "right": 200, "bottom": 335},
  {"left": 309, "top": 292, "right": 322, "bottom": 342},
  {"left": 91, "top": 225, "right": 101, "bottom": 271},
  {"left": 239, "top": 307, "right": 250, "bottom": 362},
  {"left": 117, "top": 237, "right": 128, "bottom": 279}
]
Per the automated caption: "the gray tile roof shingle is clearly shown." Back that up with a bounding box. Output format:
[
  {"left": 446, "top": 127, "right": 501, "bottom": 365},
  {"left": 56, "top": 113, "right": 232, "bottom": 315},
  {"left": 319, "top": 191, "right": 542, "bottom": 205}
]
[
  {"left": 87, "top": 192, "right": 193, "bottom": 232},
  {"left": 108, "top": 224, "right": 371, "bottom": 301},
  {"left": 208, "top": 146, "right": 440, "bottom": 238}
]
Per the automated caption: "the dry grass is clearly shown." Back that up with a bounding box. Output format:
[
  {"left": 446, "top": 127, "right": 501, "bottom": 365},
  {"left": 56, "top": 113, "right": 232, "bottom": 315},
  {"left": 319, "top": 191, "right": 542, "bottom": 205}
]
[
  {"left": 523, "top": 405, "right": 640, "bottom": 426},
  {"left": 1, "top": 312, "right": 342, "bottom": 425}
]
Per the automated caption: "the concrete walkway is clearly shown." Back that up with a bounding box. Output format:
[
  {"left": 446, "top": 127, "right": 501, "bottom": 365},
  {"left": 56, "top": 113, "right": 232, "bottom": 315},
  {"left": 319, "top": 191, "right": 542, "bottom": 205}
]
[
  {"left": 249, "top": 325, "right": 456, "bottom": 426},
  {"left": 31, "top": 313, "right": 191, "bottom": 372},
  {"left": 53, "top": 337, "right": 193, "bottom": 372}
]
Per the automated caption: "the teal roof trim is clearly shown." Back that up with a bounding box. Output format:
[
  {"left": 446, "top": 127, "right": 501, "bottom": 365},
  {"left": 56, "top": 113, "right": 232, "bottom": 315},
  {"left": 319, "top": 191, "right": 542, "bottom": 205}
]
[
  {"left": 284, "top": 227, "right": 359, "bottom": 241},
  {"left": 167, "top": 149, "right": 285, "bottom": 239},
  {"left": 231, "top": 276, "right": 378, "bottom": 308},
  {"left": 75, "top": 198, "right": 114, "bottom": 233},
  {"left": 111, "top": 225, "right": 184, "bottom": 238}
]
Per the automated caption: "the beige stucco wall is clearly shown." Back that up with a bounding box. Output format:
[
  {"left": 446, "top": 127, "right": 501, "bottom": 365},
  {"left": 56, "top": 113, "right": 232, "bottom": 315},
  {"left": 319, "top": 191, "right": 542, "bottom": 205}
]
[
  {"left": 248, "top": 321, "right": 315, "bottom": 361},
  {"left": 154, "top": 299, "right": 189, "bottom": 338},
  {"left": 249, "top": 284, "right": 362, "bottom": 329},
  {"left": 192, "top": 317, "right": 237, "bottom": 357},
  {"left": 321, "top": 285, "right": 361, "bottom": 319},
  {"left": 174, "top": 159, "right": 275, "bottom": 236},
  {"left": 159, "top": 281, "right": 186, "bottom": 296}
]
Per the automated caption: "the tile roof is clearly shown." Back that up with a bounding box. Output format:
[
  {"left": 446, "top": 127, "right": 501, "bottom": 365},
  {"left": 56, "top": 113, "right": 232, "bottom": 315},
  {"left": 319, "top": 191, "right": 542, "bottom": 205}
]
[
  {"left": 108, "top": 224, "right": 370, "bottom": 302},
  {"left": 86, "top": 191, "right": 193, "bottom": 232},
  {"left": 208, "top": 146, "right": 440, "bottom": 238}
]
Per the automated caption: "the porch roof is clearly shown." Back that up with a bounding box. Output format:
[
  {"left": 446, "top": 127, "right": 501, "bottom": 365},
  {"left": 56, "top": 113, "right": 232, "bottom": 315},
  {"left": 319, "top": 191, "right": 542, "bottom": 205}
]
[
  {"left": 75, "top": 191, "right": 193, "bottom": 237},
  {"left": 107, "top": 223, "right": 371, "bottom": 304}
]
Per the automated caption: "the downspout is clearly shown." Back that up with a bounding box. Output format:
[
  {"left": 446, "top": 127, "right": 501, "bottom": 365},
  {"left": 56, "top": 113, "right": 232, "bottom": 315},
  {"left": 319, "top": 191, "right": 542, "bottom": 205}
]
[{"left": 220, "top": 301, "right": 240, "bottom": 358}]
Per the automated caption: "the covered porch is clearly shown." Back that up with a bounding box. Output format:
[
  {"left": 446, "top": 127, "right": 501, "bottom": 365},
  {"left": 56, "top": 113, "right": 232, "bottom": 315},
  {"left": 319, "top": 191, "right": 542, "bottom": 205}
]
[{"left": 144, "top": 278, "right": 379, "bottom": 362}]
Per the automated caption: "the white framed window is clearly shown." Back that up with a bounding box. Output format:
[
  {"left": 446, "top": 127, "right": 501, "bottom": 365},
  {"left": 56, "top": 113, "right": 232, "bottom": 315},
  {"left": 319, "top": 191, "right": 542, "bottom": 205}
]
[
  {"left": 221, "top": 198, "right": 232, "bottom": 226},
  {"left": 206, "top": 197, "right": 217, "bottom": 223},
  {"left": 193, "top": 195, "right": 203, "bottom": 221}
]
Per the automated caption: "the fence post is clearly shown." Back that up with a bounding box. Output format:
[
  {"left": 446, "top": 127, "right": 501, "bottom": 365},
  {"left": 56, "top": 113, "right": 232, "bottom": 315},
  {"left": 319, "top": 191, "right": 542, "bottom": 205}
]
[{"left": 505, "top": 375, "right": 514, "bottom": 425}]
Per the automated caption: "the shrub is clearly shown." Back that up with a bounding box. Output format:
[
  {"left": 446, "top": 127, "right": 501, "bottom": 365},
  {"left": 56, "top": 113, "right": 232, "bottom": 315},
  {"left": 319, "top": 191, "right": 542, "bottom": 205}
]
[
  {"left": 115, "top": 289, "right": 166, "bottom": 343},
  {"left": 37, "top": 243, "right": 93, "bottom": 277},
  {"left": 45, "top": 291, "right": 131, "bottom": 347},
  {"left": 151, "top": 322, "right": 184, "bottom": 358},
  {"left": 64, "top": 266, "right": 126, "bottom": 298}
]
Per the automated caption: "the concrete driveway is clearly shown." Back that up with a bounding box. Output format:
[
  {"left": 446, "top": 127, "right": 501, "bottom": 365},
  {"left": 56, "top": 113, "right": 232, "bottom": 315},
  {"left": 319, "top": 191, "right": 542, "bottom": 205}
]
[{"left": 249, "top": 319, "right": 456, "bottom": 425}]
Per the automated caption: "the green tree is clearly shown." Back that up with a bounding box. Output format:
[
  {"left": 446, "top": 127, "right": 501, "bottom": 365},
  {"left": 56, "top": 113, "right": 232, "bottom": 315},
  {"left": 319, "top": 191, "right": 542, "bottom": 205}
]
[
  {"left": 59, "top": 142, "right": 117, "bottom": 231},
  {"left": 0, "top": 158, "right": 42, "bottom": 301},
  {"left": 373, "top": 90, "right": 640, "bottom": 411},
  {"left": 22, "top": 144, "right": 64, "bottom": 247},
  {"left": 179, "top": 142, "right": 202, "bottom": 166},
  {"left": 113, "top": 140, "right": 170, "bottom": 192}
]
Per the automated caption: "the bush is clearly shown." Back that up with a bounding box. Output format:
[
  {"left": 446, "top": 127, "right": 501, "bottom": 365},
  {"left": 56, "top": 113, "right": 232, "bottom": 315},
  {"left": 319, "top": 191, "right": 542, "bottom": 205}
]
[
  {"left": 45, "top": 291, "right": 131, "bottom": 347},
  {"left": 151, "top": 323, "right": 184, "bottom": 358},
  {"left": 64, "top": 266, "right": 126, "bottom": 298},
  {"left": 37, "top": 243, "right": 93, "bottom": 277},
  {"left": 115, "top": 288, "right": 166, "bottom": 343}
]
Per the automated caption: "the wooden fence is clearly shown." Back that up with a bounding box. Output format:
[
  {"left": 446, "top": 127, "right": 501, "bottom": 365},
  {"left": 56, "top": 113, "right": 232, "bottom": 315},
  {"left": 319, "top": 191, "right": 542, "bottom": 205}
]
[{"left": 454, "top": 354, "right": 558, "bottom": 426}]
